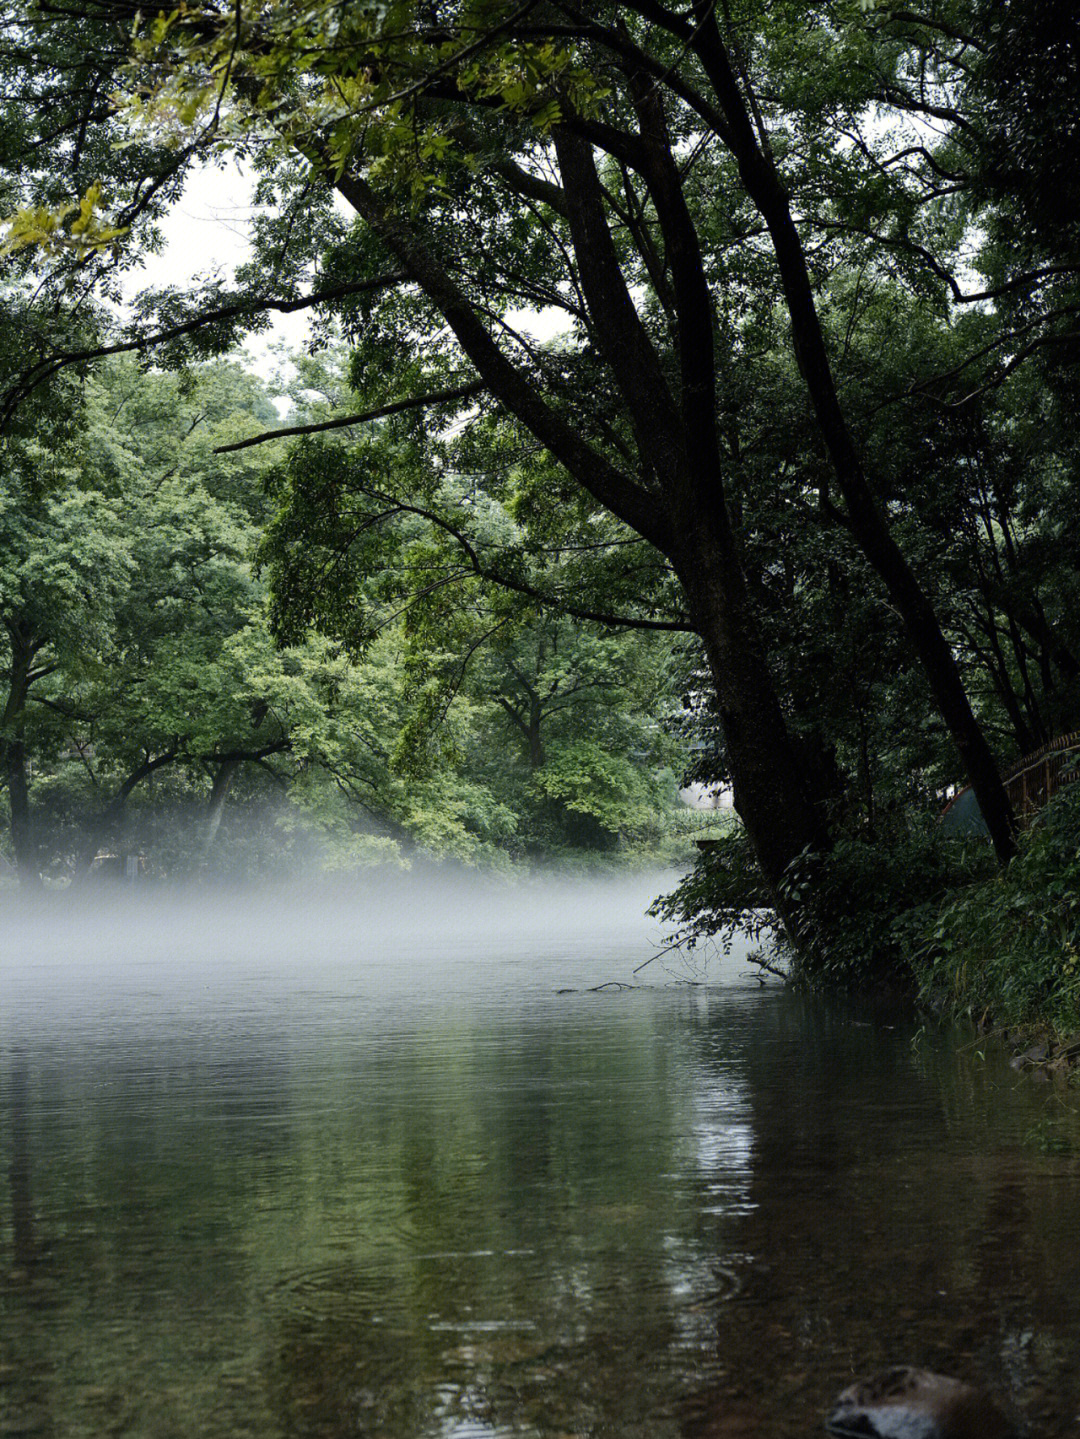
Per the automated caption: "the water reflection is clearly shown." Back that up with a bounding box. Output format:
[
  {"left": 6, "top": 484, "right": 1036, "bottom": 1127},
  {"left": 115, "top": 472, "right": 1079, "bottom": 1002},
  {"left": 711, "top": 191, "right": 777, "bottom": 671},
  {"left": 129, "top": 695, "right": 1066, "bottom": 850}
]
[
  {"left": 687, "top": 989, "right": 1080, "bottom": 1438},
  {"left": 2, "top": 875, "right": 1079, "bottom": 1436}
]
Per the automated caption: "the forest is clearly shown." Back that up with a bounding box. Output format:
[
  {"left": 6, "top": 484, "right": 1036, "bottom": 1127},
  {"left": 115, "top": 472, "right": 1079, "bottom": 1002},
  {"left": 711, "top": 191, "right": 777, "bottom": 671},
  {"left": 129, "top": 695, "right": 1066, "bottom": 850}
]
[
  {"left": 3, "top": 0, "right": 1080, "bottom": 1031},
  {"left": 0, "top": 349, "right": 698, "bottom": 883}
]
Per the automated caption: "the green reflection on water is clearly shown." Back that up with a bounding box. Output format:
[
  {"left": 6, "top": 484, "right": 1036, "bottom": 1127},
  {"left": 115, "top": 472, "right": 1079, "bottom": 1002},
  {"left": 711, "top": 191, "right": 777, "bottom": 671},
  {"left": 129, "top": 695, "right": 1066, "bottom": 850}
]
[
  {"left": 2, "top": 995, "right": 729, "bottom": 1439},
  {"left": 2, "top": 966, "right": 1080, "bottom": 1438}
]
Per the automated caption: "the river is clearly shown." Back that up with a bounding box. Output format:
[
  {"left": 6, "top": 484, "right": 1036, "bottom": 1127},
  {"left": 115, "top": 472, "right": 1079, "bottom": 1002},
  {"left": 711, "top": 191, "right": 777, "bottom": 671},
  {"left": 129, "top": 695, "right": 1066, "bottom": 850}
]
[{"left": 1, "top": 870, "right": 1079, "bottom": 1437}]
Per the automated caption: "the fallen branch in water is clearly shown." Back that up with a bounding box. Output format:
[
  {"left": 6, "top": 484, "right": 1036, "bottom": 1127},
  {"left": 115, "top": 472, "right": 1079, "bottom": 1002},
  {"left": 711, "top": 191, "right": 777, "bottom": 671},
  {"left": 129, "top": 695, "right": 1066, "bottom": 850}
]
[
  {"left": 746, "top": 950, "right": 788, "bottom": 982},
  {"left": 633, "top": 936, "right": 685, "bottom": 974}
]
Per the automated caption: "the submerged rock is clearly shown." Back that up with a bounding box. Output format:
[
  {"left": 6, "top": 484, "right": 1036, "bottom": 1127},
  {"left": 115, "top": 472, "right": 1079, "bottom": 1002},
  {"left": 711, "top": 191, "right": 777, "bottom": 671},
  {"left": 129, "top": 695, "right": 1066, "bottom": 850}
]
[
  {"left": 825, "top": 1367, "right": 1013, "bottom": 1438},
  {"left": 1007, "top": 1032, "right": 1080, "bottom": 1082},
  {"left": 1011, "top": 1043, "right": 1049, "bottom": 1070}
]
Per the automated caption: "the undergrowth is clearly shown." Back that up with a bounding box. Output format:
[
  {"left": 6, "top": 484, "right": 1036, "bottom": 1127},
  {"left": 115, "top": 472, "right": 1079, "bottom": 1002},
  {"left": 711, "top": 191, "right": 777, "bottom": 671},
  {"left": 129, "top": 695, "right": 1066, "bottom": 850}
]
[
  {"left": 912, "top": 784, "right": 1080, "bottom": 1033},
  {"left": 653, "top": 817, "right": 990, "bottom": 987},
  {"left": 658, "top": 787, "right": 1080, "bottom": 1037}
]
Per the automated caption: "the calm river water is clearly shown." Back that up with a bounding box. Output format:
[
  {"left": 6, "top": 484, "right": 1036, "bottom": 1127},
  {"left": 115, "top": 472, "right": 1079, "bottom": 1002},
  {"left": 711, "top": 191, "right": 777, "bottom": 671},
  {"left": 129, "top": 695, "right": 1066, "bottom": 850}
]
[{"left": 2, "top": 871, "right": 1079, "bottom": 1438}]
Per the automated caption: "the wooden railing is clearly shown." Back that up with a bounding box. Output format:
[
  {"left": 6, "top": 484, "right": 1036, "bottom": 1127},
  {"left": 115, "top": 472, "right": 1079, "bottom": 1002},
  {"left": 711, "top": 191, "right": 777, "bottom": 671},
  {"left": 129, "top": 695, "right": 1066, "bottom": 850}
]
[
  {"left": 940, "top": 731, "right": 1080, "bottom": 835},
  {"left": 1001, "top": 731, "right": 1080, "bottom": 827}
]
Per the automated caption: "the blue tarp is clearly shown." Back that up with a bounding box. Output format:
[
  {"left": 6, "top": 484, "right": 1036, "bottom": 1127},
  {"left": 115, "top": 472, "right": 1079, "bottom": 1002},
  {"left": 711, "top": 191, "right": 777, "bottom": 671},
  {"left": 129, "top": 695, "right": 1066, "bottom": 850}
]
[{"left": 940, "top": 786, "right": 990, "bottom": 838}]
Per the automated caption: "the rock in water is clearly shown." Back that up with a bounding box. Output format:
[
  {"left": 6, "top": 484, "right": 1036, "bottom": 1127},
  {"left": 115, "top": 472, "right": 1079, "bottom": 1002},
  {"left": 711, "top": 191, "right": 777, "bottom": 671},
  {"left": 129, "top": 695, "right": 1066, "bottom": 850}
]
[{"left": 825, "top": 1367, "right": 1013, "bottom": 1438}]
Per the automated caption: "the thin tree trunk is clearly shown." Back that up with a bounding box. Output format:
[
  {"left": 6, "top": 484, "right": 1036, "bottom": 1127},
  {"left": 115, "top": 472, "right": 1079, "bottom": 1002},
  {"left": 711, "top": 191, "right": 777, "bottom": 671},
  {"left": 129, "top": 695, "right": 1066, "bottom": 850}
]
[
  {"left": 203, "top": 758, "right": 240, "bottom": 861},
  {"left": 527, "top": 707, "right": 546, "bottom": 770},
  {"left": 1, "top": 630, "right": 40, "bottom": 888},
  {"left": 967, "top": 603, "right": 1038, "bottom": 754},
  {"left": 856, "top": 703, "right": 876, "bottom": 840},
  {"left": 3, "top": 738, "right": 37, "bottom": 885},
  {"left": 71, "top": 749, "right": 179, "bottom": 884},
  {"left": 1004, "top": 612, "right": 1048, "bottom": 745}
]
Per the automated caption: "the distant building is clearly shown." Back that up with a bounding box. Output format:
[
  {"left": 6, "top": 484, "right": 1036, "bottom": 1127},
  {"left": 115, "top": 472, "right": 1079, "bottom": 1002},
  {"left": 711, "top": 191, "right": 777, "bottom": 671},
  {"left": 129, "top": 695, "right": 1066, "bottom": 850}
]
[
  {"left": 89, "top": 852, "right": 145, "bottom": 882},
  {"left": 678, "top": 782, "right": 734, "bottom": 811}
]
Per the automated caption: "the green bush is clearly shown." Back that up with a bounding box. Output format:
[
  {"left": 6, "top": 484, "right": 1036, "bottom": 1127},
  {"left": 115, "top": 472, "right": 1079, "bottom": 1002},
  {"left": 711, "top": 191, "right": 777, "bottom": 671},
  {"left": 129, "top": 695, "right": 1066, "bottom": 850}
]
[
  {"left": 654, "top": 817, "right": 991, "bottom": 988},
  {"left": 784, "top": 824, "right": 990, "bottom": 986},
  {"left": 913, "top": 784, "right": 1080, "bottom": 1032},
  {"left": 650, "top": 825, "right": 782, "bottom": 956}
]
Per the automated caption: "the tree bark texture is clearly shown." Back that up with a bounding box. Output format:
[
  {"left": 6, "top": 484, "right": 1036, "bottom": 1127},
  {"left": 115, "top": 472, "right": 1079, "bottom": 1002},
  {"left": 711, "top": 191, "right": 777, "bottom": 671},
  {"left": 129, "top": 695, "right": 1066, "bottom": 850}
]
[
  {"left": 1, "top": 628, "right": 40, "bottom": 888},
  {"left": 674, "top": 523, "right": 828, "bottom": 898},
  {"left": 204, "top": 758, "right": 240, "bottom": 860}
]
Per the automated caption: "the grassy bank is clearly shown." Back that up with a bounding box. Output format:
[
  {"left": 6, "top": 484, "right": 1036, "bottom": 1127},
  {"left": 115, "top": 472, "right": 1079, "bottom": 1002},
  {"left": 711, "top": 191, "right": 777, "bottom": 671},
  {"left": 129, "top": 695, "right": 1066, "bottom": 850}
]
[{"left": 912, "top": 785, "right": 1080, "bottom": 1040}]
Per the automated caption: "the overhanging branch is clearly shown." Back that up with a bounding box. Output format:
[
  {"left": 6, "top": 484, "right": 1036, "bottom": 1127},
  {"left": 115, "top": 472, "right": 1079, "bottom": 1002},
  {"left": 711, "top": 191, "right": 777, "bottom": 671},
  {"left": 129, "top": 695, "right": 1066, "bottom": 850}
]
[
  {"left": 215, "top": 379, "right": 485, "bottom": 453},
  {"left": 0, "top": 270, "right": 409, "bottom": 432},
  {"left": 353, "top": 483, "right": 695, "bottom": 633}
]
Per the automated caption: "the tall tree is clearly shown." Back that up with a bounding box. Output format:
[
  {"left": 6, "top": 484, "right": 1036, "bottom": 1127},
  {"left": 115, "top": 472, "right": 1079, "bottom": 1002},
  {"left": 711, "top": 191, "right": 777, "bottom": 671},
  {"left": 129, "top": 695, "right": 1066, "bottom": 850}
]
[
  {"left": 10, "top": 0, "right": 1057, "bottom": 891},
  {"left": 125, "top": 4, "right": 1021, "bottom": 858}
]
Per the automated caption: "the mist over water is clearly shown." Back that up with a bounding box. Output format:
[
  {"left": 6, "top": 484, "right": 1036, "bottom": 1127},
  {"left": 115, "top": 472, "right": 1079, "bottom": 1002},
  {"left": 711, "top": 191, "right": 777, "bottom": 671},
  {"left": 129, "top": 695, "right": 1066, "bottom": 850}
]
[{"left": 1, "top": 868, "right": 698, "bottom": 1044}]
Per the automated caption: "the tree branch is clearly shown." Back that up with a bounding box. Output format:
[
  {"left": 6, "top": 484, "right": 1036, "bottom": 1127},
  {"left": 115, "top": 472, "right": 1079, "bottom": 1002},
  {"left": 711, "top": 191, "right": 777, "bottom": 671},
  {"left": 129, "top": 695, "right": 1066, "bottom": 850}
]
[
  {"left": 351, "top": 483, "right": 694, "bottom": 632},
  {"left": 215, "top": 380, "right": 485, "bottom": 453},
  {"left": 332, "top": 165, "right": 673, "bottom": 553},
  {"left": 0, "top": 271, "right": 409, "bottom": 432}
]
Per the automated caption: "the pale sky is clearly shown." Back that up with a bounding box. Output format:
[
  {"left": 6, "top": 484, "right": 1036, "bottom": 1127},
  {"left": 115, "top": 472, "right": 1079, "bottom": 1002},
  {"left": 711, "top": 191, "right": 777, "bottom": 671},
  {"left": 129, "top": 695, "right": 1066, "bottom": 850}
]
[
  {"left": 125, "top": 160, "right": 570, "bottom": 396},
  {"left": 120, "top": 159, "right": 312, "bottom": 381},
  {"left": 115, "top": 168, "right": 583, "bottom": 625}
]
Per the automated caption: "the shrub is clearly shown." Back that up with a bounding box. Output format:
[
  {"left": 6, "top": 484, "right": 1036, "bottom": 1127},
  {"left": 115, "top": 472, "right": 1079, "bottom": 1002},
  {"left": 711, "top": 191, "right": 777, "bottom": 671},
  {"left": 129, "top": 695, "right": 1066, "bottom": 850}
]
[
  {"left": 913, "top": 784, "right": 1080, "bottom": 1032},
  {"left": 654, "top": 815, "right": 994, "bottom": 988},
  {"left": 650, "top": 825, "right": 782, "bottom": 957},
  {"left": 784, "top": 824, "right": 990, "bottom": 986}
]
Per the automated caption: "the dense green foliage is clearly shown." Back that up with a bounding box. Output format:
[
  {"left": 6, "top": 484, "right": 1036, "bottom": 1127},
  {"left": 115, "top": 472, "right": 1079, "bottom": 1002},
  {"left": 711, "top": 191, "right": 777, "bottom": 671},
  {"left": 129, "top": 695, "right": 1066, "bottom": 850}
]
[
  {"left": 0, "top": 354, "right": 695, "bottom": 884},
  {"left": 2, "top": 0, "right": 1080, "bottom": 1029},
  {"left": 0, "top": 362, "right": 696, "bottom": 874},
  {"left": 655, "top": 824, "right": 993, "bottom": 986}
]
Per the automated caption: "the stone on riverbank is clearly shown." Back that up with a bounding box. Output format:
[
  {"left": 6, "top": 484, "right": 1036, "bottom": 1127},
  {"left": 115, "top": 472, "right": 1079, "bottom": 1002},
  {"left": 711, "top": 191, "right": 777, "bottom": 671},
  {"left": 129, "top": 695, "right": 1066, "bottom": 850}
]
[
  {"left": 825, "top": 1367, "right": 1013, "bottom": 1438},
  {"left": 1008, "top": 1031, "right": 1080, "bottom": 1081}
]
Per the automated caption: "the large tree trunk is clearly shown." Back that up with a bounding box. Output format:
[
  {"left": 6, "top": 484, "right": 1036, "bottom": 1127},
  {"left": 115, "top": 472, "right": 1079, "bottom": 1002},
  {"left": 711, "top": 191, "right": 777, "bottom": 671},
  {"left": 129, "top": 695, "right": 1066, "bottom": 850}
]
[
  {"left": 600, "top": 98, "right": 828, "bottom": 900},
  {"left": 689, "top": 17, "right": 1018, "bottom": 863},
  {"left": 674, "top": 521, "right": 827, "bottom": 908},
  {"left": 337, "top": 134, "right": 828, "bottom": 933}
]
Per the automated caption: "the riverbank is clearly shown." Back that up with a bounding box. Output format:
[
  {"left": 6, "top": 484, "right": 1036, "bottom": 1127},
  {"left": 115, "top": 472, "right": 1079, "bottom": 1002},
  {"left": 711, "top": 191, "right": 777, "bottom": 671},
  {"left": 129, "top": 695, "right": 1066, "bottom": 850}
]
[
  {"left": 658, "top": 782, "right": 1080, "bottom": 1079},
  {"left": 910, "top": 784, "right": 1080, "bottom": 1054},
  {"left": 1001, "top": 1029, "right": 1080, "bottom": 1082}
]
